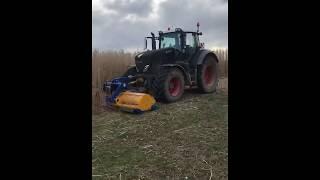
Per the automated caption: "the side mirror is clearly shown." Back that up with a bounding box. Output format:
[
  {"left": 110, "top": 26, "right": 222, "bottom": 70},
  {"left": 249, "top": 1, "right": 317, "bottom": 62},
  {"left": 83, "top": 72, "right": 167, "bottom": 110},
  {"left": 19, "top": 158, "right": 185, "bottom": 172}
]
[
  {"left": 144, "top": 38, "right": 147, "bottom": 49},
  {"left": 151, "top": 32, "right": 156, "bottom": 50}
]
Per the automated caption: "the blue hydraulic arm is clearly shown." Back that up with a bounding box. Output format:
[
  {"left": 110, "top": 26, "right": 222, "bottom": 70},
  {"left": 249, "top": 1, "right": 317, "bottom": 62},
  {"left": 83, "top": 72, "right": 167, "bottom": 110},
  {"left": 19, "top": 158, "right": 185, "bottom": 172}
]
[{"left": 103, "top": 77, "right": 131, "bottom": 104}]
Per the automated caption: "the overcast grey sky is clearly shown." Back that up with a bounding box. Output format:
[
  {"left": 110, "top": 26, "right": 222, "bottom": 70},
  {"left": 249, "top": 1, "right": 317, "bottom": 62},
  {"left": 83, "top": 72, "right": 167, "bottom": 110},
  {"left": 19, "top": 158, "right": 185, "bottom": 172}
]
[{"left": 93, "top": 0, "right": 228, "bottom": 52}]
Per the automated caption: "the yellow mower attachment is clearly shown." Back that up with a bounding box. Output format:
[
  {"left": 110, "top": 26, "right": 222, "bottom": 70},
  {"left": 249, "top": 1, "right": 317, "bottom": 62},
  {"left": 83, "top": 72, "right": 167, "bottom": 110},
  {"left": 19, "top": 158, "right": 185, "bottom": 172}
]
[{"left": 114, "top": 91, "right": 156, "bottom": 113}]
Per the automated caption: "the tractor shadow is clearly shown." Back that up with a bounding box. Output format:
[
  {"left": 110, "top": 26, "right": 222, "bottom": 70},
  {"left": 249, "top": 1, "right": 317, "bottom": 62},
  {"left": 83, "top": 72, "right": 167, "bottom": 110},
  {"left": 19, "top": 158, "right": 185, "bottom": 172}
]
[
  {"left": 180, "top": 87, "right": 218, "bottom": 101},
  {"left": 156, "top": 87, "right": 216, "bottom": 106}
]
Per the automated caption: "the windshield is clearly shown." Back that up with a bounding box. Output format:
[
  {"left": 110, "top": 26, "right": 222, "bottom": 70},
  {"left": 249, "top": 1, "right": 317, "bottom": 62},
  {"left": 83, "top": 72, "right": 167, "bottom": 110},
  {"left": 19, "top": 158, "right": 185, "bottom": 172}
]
[{"left": 160, "top": 33, "right": 181, "bottom": 49}]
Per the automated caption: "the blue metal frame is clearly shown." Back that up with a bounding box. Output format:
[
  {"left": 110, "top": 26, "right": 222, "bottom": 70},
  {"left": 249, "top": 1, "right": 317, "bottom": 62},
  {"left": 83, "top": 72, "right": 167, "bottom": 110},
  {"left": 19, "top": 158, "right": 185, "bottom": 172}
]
[{"left": 104, "top": 77, "right": 130, "bottom": 104}]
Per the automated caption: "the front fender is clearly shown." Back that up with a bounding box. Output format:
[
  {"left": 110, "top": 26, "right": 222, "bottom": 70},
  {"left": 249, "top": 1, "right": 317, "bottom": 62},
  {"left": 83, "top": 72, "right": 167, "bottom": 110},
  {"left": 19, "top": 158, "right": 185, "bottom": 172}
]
[{"left": 160, "top": 64, "right": 192, "bottom": 85}]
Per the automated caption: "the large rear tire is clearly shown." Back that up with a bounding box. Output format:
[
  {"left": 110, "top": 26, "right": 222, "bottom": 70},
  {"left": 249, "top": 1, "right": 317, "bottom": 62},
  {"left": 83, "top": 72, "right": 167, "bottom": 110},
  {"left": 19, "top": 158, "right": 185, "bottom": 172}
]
[
  {"left": 197, "top": 55, "right": 219, "bottom": 93},
  {"left": 151, "top": 67, "right": 185, "bottom": 102}
]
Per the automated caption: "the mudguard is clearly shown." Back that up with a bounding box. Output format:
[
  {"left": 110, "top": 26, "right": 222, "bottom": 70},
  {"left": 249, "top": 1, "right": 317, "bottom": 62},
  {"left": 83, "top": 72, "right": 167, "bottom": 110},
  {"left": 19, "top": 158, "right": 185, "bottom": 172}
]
[{"left": 191, "top": 49, "right": 219, "bottom": 68}]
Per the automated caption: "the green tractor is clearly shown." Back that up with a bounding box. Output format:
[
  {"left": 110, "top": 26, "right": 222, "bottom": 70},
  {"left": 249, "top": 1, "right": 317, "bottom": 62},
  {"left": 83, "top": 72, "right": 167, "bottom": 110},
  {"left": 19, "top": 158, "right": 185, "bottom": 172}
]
[{"left": 121, "top": 23, "right": 219, "bottom": 103}]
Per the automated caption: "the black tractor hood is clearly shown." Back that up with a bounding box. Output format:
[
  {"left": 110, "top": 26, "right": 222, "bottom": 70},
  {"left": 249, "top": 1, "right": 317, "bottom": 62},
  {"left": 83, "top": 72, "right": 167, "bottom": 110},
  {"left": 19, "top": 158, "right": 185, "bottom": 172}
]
[{"left": 135, "top": 48, "right": 176, "bottom": 73}]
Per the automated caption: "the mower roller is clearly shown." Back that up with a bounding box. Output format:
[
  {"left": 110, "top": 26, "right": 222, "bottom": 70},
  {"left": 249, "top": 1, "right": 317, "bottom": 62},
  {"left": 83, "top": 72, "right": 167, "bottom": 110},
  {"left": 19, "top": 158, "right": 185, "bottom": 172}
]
[{"left": 103, "top": 23, "right": 219, "bottom": 113}]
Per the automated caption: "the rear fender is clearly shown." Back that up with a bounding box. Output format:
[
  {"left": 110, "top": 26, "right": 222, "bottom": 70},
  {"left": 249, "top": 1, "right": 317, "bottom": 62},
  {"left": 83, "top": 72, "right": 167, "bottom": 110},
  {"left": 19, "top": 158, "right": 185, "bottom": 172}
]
[{"left": 196, "top": 50, "right": 219, "bottom": 65}]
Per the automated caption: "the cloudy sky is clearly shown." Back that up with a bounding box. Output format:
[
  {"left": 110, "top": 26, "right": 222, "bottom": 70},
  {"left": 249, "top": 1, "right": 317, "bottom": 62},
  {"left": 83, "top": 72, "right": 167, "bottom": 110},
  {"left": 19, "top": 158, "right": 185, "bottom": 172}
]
[{"left": 93, "top": 0, "right": 228, "bottom": 52}]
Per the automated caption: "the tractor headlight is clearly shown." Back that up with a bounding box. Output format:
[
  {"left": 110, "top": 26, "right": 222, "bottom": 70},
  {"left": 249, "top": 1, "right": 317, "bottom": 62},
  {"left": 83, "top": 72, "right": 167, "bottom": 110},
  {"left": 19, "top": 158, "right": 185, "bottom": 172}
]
[
  {"left": 137, "top": 53, "right": 144, "bottom": 58},
  {"left": 143, "top": 64, "right": 150, "bottom": 72}
]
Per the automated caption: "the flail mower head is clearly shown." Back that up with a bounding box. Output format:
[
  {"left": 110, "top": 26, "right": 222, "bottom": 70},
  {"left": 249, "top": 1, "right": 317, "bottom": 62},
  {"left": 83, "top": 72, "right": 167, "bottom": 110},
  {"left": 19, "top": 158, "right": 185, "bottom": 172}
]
[{"left": 103, "top": 77, "right": 158, "bottom": 114}]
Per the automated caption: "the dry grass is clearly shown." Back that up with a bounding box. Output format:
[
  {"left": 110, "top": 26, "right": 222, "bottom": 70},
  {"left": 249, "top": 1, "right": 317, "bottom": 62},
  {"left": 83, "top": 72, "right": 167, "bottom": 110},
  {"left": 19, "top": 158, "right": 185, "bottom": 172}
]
[
  {"left": 214, "top": 49, "right": 228, "bottom": 78},
  {"left": 92, "top": 49, "right": 228, "bottom": 114},
  {"left": 92, "top": 50, "right": 136, "bottom": 113},
  {"left": 92, "top": 49, "right": 136, "bottom": 89}
]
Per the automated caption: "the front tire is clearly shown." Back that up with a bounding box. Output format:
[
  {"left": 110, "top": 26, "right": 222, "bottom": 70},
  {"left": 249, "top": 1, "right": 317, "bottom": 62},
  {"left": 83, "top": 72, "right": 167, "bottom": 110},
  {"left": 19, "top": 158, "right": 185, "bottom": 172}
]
[{"left": 151, "top": 67, "right": 185, "bottom": 102}]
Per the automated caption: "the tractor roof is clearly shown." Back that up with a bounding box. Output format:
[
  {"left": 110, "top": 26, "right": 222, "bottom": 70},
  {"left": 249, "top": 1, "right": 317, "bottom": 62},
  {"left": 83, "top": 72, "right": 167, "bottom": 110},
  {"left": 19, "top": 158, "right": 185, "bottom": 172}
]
[
  {"left": 159, "top": 28, "right": 195, "bottom": 34},
  {"left": 159, "top": 28, "right": 202, "bottom": 36}
]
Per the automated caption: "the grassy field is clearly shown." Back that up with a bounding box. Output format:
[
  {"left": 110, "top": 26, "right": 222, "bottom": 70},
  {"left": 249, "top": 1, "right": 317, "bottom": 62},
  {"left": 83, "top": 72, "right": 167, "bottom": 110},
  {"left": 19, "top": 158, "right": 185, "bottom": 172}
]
[{"left": 92, "top": 86, "right": 228, "bottom": 179}]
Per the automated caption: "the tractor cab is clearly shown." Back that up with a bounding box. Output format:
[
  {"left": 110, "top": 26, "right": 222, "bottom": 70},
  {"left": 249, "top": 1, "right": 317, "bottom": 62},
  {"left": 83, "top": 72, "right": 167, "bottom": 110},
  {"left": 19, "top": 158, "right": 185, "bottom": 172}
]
[{"left": 144, "top": 26, "right": 203, "bottom": 60}]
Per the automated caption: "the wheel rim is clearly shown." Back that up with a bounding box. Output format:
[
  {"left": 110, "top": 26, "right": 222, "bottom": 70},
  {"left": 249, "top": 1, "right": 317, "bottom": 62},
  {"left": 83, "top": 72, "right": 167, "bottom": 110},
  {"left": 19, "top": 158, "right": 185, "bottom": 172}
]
[
  {"left": 204, "top": 65, "right": 214, "bottom": 85},
  {"left": 169, "top": 77, "right": 181, "bottom": 96}
]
